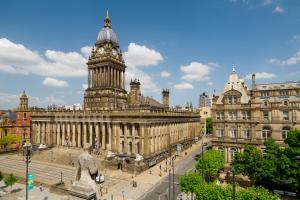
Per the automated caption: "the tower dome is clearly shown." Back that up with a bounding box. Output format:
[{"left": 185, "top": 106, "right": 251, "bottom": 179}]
[{"left": 96, "top": 11, "right": 119, "bottom": 45}]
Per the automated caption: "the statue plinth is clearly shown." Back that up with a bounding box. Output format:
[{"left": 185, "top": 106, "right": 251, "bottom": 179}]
[{"left": 69, "top": 181, "right": 96, "bottom": 200}]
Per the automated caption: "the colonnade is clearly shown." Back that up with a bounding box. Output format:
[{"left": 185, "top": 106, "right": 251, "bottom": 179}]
[
  {"left": 32, "top": 120, "right": 201, "bottom": 157},
  {"left": 88, "top": 66, "right": 125, "bottom": 89}
]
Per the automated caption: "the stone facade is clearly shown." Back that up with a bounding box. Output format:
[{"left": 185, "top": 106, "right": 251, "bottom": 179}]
[
  {"left": 211, "top": 67, "right": 300, "bottom": 163},
  {"left": 31, "top": 12, "right": 200, "bottom": 165}
]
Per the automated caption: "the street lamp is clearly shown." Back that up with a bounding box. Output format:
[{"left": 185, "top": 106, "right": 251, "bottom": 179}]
[
  {"left": 23, "top": 143, "right": 32, "bottom": 200},
  {"left": 232, "top": 167, "right": 236, "bottom": 200},
  {"left": 23, "top": 128, "right": 26, "bottom": 145},
  {"left": 201, "top": 142, "right": 208, "bottom": 182},
  {"left": 172, "top": 155, "right": 176, "bottom": 200}
]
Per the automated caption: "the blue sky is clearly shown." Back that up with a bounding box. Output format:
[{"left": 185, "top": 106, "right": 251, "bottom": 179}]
[{"left": 0, "top": 0, "right": 300, "bottom": 109}]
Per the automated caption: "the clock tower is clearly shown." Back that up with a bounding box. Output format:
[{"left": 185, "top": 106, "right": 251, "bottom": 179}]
[{"left": 84, "top": 11, "right": 128, "bottom": 110}]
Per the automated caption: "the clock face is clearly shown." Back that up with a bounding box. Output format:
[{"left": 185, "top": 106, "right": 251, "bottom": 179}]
[{"left": 99, "top": 47, "right": 104, "bottom": 54}]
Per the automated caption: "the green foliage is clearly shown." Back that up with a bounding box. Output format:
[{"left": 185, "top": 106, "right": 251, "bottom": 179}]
[
  {"left": 0, "top": 134, "right": 22, "bottom": 148},
  {"left": 179, "top": 172, "right": 202, "bottom": 195},
  {"left": 196, "top": 149, "right": 224, "bottom": 182},
  {"left": 4, "top": 173, "right": 17, "bottom": 191},
  {"left": 194, "top": 183, "right": 278, "bottom": 200},
  {"left": 232, "top": 130, "right": 300, "bottom": 191},
  {"left": 206, "top": 117, "right": 213, "bottom": 134}
]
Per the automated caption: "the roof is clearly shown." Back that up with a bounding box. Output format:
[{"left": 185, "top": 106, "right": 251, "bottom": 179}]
[{"left": 256, "top": 81, "right": 300, "bottom": 91}]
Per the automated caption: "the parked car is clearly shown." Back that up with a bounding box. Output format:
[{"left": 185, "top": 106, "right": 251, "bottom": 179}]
[{"left": 96, "top": 174, "right": 105, "bottom": 184}]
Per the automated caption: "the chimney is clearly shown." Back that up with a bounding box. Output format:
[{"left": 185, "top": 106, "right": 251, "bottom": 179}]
[
  {"left": 162, "top": 89, "right": 170, "bottom": 107},
  {"left": 252, "top": 73, "right": 256, "bottom": 90}
]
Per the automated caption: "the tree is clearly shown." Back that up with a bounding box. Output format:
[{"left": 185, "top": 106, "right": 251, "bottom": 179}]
[
  {"left": 179, "top": 172, "right": 202, "bottom": 200},
  {"left": 194, "top": 183, "right": 279, "bottom": 200},
  {"left": 196, "top": 149, "right": 224, "bottom": 182},
  {"left": 4, "top": 173, "right": 17, "bottom": 192},
  {"left": 232, "top": 131, "right": 300, "bottom": 191},
  {"left": 205, "top": 117, "right": 213, "bottom": 134},
  {"left": 0, "top": 134, "right": 22, "bottom": 149}
]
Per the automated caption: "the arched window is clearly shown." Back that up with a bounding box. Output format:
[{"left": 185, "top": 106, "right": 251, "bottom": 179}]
[
  {"left": 218, "top": 147, "right": 224, "bottom": 154},
  {"left": 283, "top": 100, "right": 288, "bottom": 106},
  {"left": 262, "top": 127, "right": 271, "bottom": 139},
  {"left": 282, "top": 127, "right": 290, "bottom": 140},
  {"left": 264, "top": 101, "right": 268, "bottom": 106}
]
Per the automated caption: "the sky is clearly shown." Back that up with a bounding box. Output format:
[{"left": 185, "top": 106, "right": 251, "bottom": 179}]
[{"left": 0, "top": 0, "right": 300, "bottom": 109}]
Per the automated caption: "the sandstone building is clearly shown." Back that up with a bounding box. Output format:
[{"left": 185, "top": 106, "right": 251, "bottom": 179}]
[
  {"left": 31, "top": 12, "right": 200, "bottom": 167},
  {"left": 211, "top": 67, "right": 300, "bottom": 163}
]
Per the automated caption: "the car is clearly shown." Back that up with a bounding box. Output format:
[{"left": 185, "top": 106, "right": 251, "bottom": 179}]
[{"left": 95, "top": 174, "right": 105, "bottom": 184}]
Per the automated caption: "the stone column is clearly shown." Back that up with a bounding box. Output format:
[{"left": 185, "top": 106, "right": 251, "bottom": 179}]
[
  {"left": 124, "top": 124, "right": 129, "bottom": 153},
  {"left": 107, "top": 123, "right": 112, "bottom": 151},
  {"left": 120, "top": 71, "right": 123, "bottom": 89},
  {"left": 36, "top": 122, "right": 40, "bottom": 144},
  {"left": 72, "top": 123, "right": 76, "bottom": 147},
  {"left": 88, "top": 69, "right": 91, "bottom": 88},
  {"left": 56, "top": 123, "right": 60, "bottom": 145},
  {"left": 224, "top": 147, "right": 228, "bottom": 163},
  {"left": 132, "top": 124, "right": 136, "bottom": 154},
  {"left": 116, "top": 69, "right": 119, "bottom": 88},
  {"left": 102, "top": 123, "right": 106, "bottom": 150},
  {"left": 95, "top": 123, "right": 99, "bottom": 149},
  {"left": 77, "top": 123, "right": 82, "bottom": 148},
  {"left": 67, "top": 123, "right": 71, "bottom": 145},
  {"left": 62, "top": 123, "right": 65, "bottom": 146},
  {"left": 83, "top": 123, "right": 87, "bottom": 146},
  {"left": 140, "top": 125, "right": 145, "bottom": 155},
  {"left": 89, "top": 123, "right": 93, "bottom": 146}
]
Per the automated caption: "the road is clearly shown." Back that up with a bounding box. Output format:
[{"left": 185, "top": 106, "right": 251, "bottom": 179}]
[{"left": 140, "top": 139, "right": 211, "bottom": 200}]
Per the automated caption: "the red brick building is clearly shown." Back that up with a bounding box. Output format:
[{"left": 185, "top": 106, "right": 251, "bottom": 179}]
[{"left": 0, "top": 91, "right": 31, "bottom": 145}]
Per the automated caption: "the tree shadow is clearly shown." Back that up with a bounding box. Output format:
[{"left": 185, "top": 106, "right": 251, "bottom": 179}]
[
  {"left": 0, "top": 185, "right": 8, "bottom": 190},
  {"left": 11, "top": 188, "right": 22, "bottom": 193}
]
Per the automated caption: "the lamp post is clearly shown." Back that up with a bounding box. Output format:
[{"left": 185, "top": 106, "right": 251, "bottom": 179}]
[
  {"left": 172, "top": 156, "right": 176, "bottom": 200},
  {"left": 23, "top": 142, "right": 32, "bottom": 200},
  {"left": 169, "top": 169, "right": 171, "bottom": 200},
  {"left": 23, "top": 128, "right": 26, "bottom": 145},
  {"left": 201, "top": 142, "right": 208, "bottom": 182},
  {"left": 232, "top": 167, "right": 236, "bottom": 200}
]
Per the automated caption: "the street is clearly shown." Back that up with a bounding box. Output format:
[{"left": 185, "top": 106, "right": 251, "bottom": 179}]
[{"left": 139, "top": 139, "right": 210, "bottom": 200}]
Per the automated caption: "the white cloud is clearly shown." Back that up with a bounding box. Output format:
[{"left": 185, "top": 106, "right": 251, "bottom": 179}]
[
  {"left": 82, "top": 84, "right": 88, "bottom": 90},
  {"left": 267, "top": 49, "right": 300, "bottom": 65},
  {"left": 124, "top": 43, "right": 163, "bottom": 68},
  {"left": 160, "top": 71, "right": 171, "bottom": 78},
  {"left": 123, "top": 43, "right": 164, "bottom": 94},
  {"left": 244, "top": 72, "right": 277, "bottom": 80},
  {"left": 42, "top": 77, "right": 69, "bottom": 87},
  {"left": 292, "top": 35, "right": 300, "bottom": 43},
  {"left": 263, "top": 0, "right": 273, "bottom": 5},
  {"left": 180, "top": 62, "right": 215, "bottom": 82},
  {"left": 273, "top": 5, "right": 285, "bottom": 13},
  {"left": 0, "top": 38, "right": 87, "bottom": 77},
  {"left": 80, "top": 46, "right": 93, "bottom": 59},
  {"left": 207, "top": 81, "right": 213, "bottom": 86},
  {"left": 0, "top": 92, "right": 65, "bottom": 109},
  {"left": 174, "top": 82, "right": 194, "bottom": 90}
]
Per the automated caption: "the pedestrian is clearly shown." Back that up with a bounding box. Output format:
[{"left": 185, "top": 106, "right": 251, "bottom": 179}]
[{"left": 39, "top": 183, "right": 44, "bottom": 192}]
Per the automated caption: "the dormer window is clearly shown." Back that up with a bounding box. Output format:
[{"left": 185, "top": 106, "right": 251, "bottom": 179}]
[{"left": 283, "top": 100, "right": 288, "bottom": 106}]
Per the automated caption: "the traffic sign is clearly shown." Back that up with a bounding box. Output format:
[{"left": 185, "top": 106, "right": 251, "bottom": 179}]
[{"left": 28, "top": 173, "right": 34, "bottom": 190}]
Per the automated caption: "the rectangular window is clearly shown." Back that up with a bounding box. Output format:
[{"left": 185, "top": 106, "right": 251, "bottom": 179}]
[
  {"left": 23, "top": 112, "right": 27, "bottom": 120},
  {"left": 220, "top": 112, "right": 224, "bottom": 120},
  {"left": 216, "top": 112, "right": 220, "bottom": 120},
  {"left": 283, "top": 111, "right": 289, "bottom": 120},
  {"left": 230, "top": 129, "right": 237, "bottom": 138},
  {"left": 282, "top": 130, "right": 288, "bottom": 140},
  {"left": 217, "top": 129, "right": 224, "bottom": 137},
  {"left": 242, "top": 112, "right": 246, "bottom": 120},
  {"left": 243, "top": 129, "right": 251, "bottom": 139},
  {"left": 280, "top": 90, "right": 288, "bottom": 96},
  {"left": 263, "top": 111, "right": 269, "bottom": 120},
  {"left": 262, "top": 130, "right": 271, "bottom": 139}
]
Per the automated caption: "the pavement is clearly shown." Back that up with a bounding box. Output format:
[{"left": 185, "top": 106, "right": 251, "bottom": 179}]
[
  {"left": 100, "top": 137, "right": 210, "bottom": 200},
  {"left": 0, "top": 180, "right": 66, "bottom": 200},
  {"left": 0, "top": 137, "right": 210, "bottom": 200}
]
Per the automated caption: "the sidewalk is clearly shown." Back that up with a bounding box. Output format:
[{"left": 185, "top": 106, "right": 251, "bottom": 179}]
[
  {"left": 101, "top": 137, "right": 208, "bottom": 200},
  {"left": 0, "top": 181, "right": 66, "bottom": 200}
]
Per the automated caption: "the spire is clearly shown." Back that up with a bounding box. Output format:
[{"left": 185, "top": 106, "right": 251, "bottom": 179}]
[
  {"left": 232, "top": 64, "right": 236, "bottom": 74},
  {"left": 104, "top": 10, "right": 111, "bottom": 28}
]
